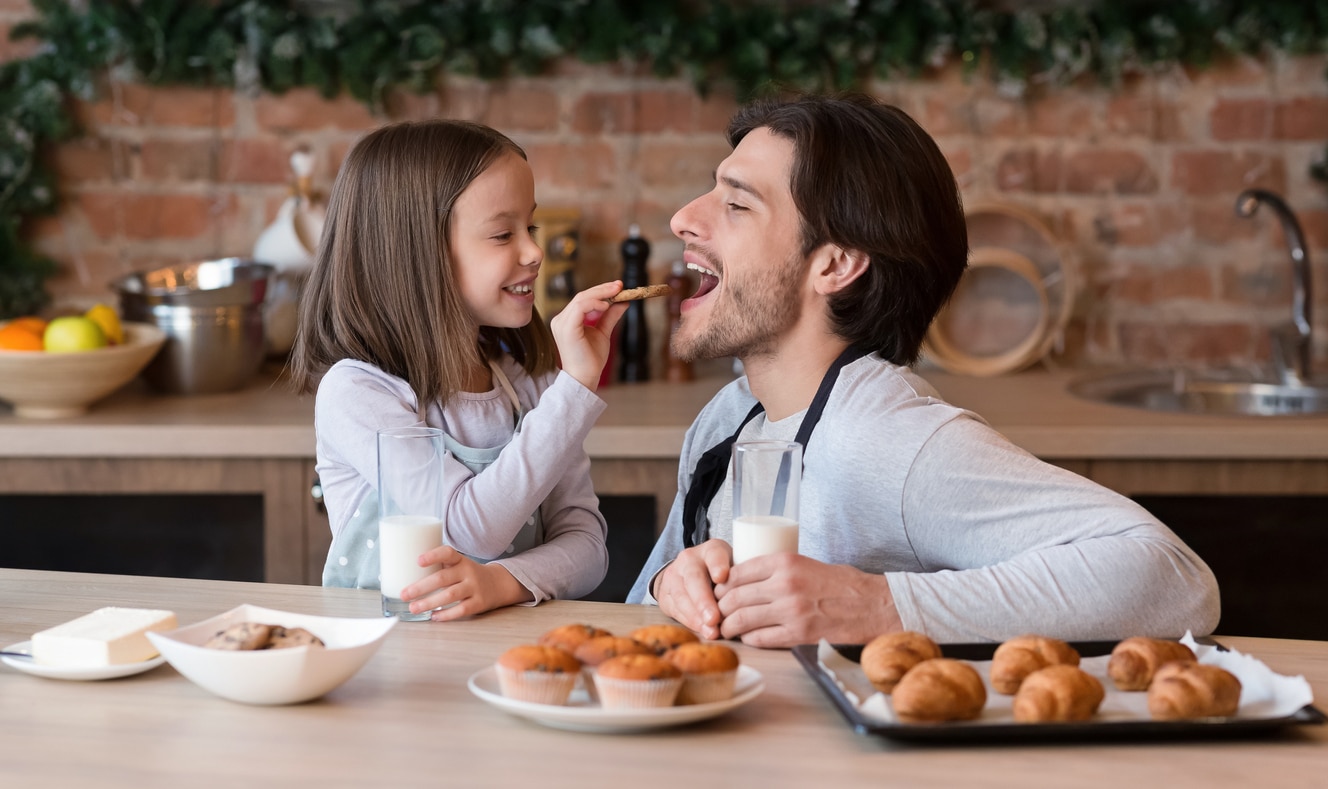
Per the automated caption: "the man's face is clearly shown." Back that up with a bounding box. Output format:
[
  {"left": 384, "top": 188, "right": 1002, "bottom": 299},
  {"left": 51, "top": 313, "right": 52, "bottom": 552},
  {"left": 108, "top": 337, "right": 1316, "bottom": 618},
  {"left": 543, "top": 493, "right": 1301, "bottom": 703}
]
[{"left": 668, "top": 127, "right": 807, "bottom": 362}]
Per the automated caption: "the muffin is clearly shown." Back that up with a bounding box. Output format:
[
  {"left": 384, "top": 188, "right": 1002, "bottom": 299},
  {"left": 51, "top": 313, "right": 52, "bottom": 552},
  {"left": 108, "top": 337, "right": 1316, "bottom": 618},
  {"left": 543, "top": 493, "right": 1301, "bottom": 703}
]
[
  {"left": 574, "top": 636, "right": 654, "bottom": 701},
  {"left": 537, "top": 623, "right": 612, "bottom": 656},
  {"left": 495, "top": 645, "right": 583, "bottom": 706},
  {"left": 666, "top": 642, "right": 741, "bottom": 704},
  {"left": 593, "top": 654, "right": 684, "bottom": 709},
  {"left": 629, "top": 624, "right": 700, "bottom": 655}
]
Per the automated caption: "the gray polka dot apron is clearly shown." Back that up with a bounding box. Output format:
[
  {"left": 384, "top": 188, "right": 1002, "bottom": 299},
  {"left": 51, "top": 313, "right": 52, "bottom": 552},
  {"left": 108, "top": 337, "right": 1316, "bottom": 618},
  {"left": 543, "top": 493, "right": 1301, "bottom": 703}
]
[{"left": 323, "top": 362, "right": 544, "bottom": 588}]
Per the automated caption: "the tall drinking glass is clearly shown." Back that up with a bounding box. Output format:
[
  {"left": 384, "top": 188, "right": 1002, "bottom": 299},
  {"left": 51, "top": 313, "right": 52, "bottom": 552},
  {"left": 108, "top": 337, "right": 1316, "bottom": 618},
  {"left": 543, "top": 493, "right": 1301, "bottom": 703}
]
[
  {"left": 731, "top": 440, "right": 802, "bottom": 565},
  {"left": 377, "top": 426, "right": 447, "bottom": 621}
]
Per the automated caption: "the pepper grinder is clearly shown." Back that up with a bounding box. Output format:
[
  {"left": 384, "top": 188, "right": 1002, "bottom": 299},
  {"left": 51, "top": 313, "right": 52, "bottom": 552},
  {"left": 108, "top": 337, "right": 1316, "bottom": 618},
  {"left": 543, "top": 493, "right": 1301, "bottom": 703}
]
[
  {"left": 661, "top": 260, "right": 694, "bottom": 382},
  {"left": 617, "top": 224, "right": 651, "bottom": 382}
]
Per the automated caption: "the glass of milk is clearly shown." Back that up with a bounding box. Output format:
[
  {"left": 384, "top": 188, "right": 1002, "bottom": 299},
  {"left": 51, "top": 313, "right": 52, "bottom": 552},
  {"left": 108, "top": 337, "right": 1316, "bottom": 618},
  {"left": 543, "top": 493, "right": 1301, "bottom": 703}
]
[
  {"left": 731, "top": 440, "right": 801, "bottom": 565},
  {"left": 377, "top": 426, "right": 448, "bottom": 621}
]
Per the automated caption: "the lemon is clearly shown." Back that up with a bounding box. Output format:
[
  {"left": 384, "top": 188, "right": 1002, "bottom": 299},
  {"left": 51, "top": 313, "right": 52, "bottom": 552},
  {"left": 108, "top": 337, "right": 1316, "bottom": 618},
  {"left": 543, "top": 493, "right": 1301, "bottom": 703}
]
[
  {"left": 43, "top": 316, "right": 107, "bottom": 353},
  {"left": 84, "top": 303, "right": 124, "bottom": 345}
]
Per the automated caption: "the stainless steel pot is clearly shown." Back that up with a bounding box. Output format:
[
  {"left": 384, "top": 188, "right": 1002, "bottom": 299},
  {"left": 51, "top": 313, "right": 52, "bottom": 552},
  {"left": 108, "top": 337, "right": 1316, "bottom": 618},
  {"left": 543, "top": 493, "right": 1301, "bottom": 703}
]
[{"left": 112, "top": 258, "right": 274, "bottom": 395}]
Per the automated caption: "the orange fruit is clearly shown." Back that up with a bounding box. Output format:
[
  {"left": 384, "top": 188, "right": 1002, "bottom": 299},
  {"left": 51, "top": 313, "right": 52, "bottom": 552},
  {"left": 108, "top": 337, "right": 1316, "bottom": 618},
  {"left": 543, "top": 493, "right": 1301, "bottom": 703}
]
[
  {"left": 8, "top": 316, "right": 47, "bottom": 335},
  {"left": 0, "top": 322, "right": 45, "bottom": 351}
]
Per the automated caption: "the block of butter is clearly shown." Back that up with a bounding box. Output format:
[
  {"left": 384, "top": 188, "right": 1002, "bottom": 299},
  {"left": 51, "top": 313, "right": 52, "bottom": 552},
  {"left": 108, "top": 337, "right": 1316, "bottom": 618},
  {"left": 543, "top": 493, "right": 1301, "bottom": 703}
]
[{"left": 31, "top": 607, "right": 178, "bottom": 667}]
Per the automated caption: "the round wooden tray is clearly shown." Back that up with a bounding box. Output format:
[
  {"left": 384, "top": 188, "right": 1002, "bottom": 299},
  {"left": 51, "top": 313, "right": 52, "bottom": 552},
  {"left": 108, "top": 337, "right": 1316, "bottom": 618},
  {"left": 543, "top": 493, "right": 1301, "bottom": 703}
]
[
  {"left": 923, "top": 202, "right": 1074, "bottom": 376},
  {"left": 924, "top": 247, "right": 1052, "bottom": 377}
]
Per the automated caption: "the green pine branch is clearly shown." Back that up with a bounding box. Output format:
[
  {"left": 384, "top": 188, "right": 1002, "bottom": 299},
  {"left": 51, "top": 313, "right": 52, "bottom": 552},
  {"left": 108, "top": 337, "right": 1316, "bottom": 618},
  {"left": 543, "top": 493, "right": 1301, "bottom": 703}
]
[{"left": 2, "top": 0, "right": 1327, "bottom": 318}]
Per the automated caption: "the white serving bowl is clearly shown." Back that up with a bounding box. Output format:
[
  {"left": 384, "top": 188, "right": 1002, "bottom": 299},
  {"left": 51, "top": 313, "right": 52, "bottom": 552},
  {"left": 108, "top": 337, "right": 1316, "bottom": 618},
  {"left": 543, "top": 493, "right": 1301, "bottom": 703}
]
[
  {"left": 0, "top": 321, "right": 166, "bottom": 418},
  {"left": 146, "top": 604, "right": 396, "bottom": 705}
]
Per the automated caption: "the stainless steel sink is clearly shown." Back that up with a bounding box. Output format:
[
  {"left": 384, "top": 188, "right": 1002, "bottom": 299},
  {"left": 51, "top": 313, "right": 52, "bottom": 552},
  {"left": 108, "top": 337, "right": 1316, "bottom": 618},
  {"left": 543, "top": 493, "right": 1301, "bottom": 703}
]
[
  {"left": 1068, "top": 369, "right": 1328, "bottom": 417},
  {"left": 1070, "top": 190, "right": 1327, "bottom": 418}
]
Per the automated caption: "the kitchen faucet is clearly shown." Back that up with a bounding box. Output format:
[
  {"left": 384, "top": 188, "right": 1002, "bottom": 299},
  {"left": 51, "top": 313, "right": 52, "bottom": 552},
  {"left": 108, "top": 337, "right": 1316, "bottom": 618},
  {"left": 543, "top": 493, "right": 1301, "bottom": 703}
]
[{"left": 1235, "top": 189, "right": 1314, "bottom": 386}]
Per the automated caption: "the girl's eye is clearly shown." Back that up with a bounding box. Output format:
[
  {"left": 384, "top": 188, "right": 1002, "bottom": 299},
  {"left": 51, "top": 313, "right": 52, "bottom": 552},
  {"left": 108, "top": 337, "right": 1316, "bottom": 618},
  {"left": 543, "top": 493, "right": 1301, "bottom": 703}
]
[
  {"left": 492, "top": 233, "right": 513, "bottom": 242},
  {"left": 528, "top": 225, "right": 540, "bottom": 235}
]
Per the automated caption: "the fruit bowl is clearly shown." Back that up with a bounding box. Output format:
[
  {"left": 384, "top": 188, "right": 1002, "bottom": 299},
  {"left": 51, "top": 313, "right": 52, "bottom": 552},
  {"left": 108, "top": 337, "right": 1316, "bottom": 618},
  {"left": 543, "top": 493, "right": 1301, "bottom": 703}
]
[{"left": 0, "top": 321, "right": 166, "bottom": 418}]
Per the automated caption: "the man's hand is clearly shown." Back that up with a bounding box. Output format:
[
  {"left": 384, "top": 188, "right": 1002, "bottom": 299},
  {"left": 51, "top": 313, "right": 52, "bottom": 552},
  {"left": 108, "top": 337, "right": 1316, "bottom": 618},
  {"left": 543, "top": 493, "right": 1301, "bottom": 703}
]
[
  {"left": 713, "top": 554, "right": 902, "bottom": 648},
  {"left": 652, "top": 539, "right": 734, "bottom": 640}
]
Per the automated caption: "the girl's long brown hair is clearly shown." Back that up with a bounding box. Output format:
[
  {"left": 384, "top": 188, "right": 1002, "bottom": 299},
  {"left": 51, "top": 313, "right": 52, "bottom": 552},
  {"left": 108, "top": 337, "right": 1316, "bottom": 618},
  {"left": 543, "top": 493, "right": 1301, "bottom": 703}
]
[{"left": 289, "top": 120, "right": 557, "bottom": 405}]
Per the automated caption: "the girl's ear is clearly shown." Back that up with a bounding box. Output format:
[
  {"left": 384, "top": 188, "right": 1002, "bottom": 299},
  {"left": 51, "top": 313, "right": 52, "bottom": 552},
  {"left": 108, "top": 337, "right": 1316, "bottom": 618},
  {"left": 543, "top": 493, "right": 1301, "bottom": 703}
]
[{"left": 810, "top": 244, "right": 870, "bottom": 296}]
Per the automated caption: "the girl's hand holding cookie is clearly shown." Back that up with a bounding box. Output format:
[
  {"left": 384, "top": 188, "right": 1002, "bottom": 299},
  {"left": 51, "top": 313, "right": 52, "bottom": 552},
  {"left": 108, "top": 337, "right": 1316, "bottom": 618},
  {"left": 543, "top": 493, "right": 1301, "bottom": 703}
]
[
  {"left": 548, "top": 281, "right": 628, "bottom": 391},
  {"left": 400, "top": 545, "right": 533, "bottom": 620}
]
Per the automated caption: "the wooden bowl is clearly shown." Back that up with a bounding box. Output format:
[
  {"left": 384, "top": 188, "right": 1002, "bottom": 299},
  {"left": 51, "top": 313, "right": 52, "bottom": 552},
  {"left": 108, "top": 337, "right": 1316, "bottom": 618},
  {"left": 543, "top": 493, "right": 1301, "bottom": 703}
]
[{"left": 0, "top": 321, "right": 166, "bottom": 418}]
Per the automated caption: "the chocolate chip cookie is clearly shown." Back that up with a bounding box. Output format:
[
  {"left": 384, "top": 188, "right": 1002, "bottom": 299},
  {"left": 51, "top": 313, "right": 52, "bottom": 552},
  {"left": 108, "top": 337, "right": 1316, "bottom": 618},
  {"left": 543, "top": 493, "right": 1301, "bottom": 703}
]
[
  {"left": 204, "top": 622, "right": 273, "bottom": 650},
  {"left": 265, "top": 626, "right": 325, "bottom": 649}
]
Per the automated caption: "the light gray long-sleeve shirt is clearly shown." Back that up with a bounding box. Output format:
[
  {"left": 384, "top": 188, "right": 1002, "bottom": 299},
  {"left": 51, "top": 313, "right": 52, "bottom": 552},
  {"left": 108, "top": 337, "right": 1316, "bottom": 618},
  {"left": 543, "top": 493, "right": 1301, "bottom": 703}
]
[
  {"left": 627, "top": 355, "right": 1221, "bottom": 642},
  {"left": 316, "top": 357, "right": 609, "bottom": 602}
]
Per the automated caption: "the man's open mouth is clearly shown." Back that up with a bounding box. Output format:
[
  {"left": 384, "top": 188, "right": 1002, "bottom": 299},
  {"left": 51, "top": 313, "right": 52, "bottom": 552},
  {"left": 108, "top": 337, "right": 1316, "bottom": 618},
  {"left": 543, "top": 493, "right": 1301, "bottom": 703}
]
[{"left": 686, "top": 262, "right": 719, "bottom": 299}]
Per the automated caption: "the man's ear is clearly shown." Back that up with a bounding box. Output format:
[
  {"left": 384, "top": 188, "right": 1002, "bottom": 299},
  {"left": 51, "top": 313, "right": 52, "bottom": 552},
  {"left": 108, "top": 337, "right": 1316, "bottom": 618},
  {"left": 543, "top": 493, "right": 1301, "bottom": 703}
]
[{"left": 811, "top": 244, "right": 870, "bottom": 296}]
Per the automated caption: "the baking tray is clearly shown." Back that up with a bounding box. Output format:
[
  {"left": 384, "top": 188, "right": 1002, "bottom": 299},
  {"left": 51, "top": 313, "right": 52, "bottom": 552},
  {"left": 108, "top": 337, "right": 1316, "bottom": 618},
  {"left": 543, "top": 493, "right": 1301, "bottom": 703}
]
[{"left": 792, "top": 640, "right": 1326, "bottom": 743}]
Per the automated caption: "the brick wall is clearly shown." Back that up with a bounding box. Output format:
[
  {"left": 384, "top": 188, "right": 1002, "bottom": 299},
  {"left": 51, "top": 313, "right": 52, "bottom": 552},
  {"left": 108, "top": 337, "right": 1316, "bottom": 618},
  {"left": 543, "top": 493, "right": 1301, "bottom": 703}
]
[{"left": 5, "top": 1, "right": 1327, "bottom": 373}]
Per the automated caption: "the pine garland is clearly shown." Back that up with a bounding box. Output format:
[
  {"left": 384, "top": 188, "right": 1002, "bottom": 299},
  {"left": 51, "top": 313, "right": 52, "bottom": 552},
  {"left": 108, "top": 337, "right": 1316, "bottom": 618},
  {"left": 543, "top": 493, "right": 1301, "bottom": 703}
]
[{"left": 2, "top": 0, "right": 1327, "bottom": 318}]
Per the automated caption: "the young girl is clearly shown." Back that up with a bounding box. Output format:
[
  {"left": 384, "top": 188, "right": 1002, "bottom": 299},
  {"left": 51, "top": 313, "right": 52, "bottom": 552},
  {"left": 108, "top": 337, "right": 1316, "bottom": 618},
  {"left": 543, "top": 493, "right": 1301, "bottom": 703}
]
[{"left": 289, "top": 119, "right": 628, "bottom": 620}]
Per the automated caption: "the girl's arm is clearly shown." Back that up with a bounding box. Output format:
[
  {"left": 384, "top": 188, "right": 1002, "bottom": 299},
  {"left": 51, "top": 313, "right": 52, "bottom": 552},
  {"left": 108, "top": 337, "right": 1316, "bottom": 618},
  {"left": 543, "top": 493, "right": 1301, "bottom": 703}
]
[
  {"left": 488, "top": 440, "right": 609, "bottom": 603},
  {"left": 441, "top": 282, "right": 624, "bottom": 558}
]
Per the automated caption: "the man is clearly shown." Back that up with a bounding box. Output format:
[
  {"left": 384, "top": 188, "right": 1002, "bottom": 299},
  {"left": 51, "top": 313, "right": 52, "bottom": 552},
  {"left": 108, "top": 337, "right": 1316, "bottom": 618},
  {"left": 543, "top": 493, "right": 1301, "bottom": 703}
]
[{"left": 625, "top": 93, "right": 1220, "bottom": 648}]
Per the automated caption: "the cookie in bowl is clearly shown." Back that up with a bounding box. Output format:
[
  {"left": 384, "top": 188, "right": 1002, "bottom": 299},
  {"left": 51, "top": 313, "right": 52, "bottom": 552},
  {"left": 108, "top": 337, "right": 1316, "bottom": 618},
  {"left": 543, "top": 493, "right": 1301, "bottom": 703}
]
[{"left": 145, "top": 604, "right": 394, "bottom": 705}]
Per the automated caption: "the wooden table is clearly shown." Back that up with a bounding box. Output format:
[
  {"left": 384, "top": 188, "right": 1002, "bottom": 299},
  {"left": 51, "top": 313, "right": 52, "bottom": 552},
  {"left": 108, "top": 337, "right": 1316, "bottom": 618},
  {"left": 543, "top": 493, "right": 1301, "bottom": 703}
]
[{"left": 2, "top": 569, "right": 1326, "bottom": 787}]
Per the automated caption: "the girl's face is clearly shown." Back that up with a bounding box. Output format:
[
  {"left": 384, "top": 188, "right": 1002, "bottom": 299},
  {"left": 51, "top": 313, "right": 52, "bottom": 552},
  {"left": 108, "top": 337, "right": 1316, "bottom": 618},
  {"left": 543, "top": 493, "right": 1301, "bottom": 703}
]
[{"left": 449, "top": 151, "right": 542, "bottom": 331}]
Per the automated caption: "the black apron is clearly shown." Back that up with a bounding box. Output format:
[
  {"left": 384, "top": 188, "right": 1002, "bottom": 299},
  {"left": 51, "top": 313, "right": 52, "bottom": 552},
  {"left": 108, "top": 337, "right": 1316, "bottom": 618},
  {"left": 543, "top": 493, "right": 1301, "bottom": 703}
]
[{"left": 682, "top": 345, "right": 869, "bottom": 548}]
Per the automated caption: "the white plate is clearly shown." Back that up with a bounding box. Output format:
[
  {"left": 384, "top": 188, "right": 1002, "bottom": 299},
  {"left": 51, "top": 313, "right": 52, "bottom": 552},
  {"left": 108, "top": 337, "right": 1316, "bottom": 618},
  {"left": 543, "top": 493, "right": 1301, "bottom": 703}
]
[
  {"left": 1, "top": 640, "right": 166, "bottom": 681},
  {"left": 468, "top": 664, "right": 764, "bottom": 733}
]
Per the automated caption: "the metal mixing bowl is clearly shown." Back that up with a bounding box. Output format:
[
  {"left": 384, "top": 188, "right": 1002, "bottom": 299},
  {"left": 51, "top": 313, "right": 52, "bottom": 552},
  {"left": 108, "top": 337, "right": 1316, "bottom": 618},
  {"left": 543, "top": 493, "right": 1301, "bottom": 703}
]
[{"left": 112, "top": 258, "right": 274, "bottom": 394}]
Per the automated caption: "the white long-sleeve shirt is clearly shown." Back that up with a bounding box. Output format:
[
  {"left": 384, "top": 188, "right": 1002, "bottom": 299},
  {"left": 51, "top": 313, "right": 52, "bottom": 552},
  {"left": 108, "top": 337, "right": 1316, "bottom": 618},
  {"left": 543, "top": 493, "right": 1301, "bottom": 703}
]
[
  {"left": 316, "top": 357, "right": 608, "bottom": 603},
  {"left": 628, "top": 355, "right": 1221, "bottom": 642}
]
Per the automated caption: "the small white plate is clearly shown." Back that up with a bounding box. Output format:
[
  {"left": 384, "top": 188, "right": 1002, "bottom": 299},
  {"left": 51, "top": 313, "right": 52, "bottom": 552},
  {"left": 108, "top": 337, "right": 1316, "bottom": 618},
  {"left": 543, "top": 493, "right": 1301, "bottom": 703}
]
[
  {"left": 1, "top": 641, "right": 166, "bottom": 681},
  {"left": 468, "top": 664, "right": 764, "bottom": 733}
]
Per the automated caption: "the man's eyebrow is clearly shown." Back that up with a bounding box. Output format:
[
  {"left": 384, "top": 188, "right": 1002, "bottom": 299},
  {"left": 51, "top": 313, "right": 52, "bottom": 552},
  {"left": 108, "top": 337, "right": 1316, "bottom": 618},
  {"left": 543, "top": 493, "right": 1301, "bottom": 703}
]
[{"left": 717, "top": 173, "right": 765, "bottom": 203}]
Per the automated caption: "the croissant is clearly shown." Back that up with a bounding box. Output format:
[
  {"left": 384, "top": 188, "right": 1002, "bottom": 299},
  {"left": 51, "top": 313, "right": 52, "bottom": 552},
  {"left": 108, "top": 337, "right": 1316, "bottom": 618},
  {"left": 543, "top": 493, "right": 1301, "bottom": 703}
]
[
  {"left": 859, "top": 631, "right": 942, "bottom": 694},
  {"left": 1012, "top": 665, "right": 1105, "bottom": 723},
  {"left": 990, "top": 635, "right": 1081, "bottom": 695},
  {"left": 891, "top": 658, "right": 987, "bottom": 722},
  {"left": 1147, "top": 660, "right": 1242, "bottom": 720},
  {"left": 1107, "top": 637, "right": 1196, "bottom": 691}
]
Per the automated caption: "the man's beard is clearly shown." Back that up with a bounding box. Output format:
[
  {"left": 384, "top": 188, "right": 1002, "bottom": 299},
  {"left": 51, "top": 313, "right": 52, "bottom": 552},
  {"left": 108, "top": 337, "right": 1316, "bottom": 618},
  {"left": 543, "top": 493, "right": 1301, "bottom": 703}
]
[{"left": 671, "top": 250, "right": 805, "bottom": 362}]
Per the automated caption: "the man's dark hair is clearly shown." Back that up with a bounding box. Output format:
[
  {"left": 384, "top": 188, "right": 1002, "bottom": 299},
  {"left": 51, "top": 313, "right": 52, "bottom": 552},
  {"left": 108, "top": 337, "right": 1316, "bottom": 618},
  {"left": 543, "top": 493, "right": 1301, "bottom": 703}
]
[{"left": 728, "top": 93, "right": 969, "bottom": 365}]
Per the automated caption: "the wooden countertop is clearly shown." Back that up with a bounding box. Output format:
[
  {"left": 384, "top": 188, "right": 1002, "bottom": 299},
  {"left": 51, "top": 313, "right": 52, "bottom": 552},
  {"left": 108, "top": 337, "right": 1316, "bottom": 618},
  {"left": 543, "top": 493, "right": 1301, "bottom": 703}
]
[
  {"left": 2, "top": 569, "right": 1326, "bottom": 786},
  {"left": 2, "top": 364, "right": 1328, "bottom": 460}
]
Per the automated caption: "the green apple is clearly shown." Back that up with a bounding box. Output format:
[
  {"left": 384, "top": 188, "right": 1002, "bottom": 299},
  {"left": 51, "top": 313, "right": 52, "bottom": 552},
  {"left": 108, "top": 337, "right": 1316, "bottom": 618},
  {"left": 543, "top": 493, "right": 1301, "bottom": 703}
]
[{"left": 43, "top": 316, "right": 108, "bottom": 353}]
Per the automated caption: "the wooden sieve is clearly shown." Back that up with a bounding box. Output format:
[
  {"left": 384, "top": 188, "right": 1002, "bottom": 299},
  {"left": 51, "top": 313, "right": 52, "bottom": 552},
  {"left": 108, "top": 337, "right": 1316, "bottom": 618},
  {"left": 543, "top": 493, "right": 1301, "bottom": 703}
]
[{"left": 923, "top": 246, "right": 1053, "bottom": 377}]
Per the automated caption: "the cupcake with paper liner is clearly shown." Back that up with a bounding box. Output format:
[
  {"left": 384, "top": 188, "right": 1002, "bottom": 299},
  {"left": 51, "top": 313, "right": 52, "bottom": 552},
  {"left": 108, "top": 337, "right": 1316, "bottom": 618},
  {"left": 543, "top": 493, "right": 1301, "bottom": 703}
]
[
  {"left": 592, "top": 653, "right": 683, "bottom": 709},
  {"left": 666, "top": 642, "right": 741, "bottom": 704},
  {"left": 629, "top": 623, "right": 700, "bottom": 655},
  {"left": 537, "top": 623, "right": 612, "bottom": 656},
  {"left": 495, "top": 645, "right": 582, "bottom": 706},
  {"left": 574, "top": 636, "right": 654, "bottom": 701}
]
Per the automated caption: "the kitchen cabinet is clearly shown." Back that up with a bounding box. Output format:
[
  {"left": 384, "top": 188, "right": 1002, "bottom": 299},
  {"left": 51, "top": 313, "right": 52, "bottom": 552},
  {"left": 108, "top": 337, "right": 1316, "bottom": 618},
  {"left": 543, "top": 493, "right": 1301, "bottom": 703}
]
[
  {"left": 0, "top": 456, "right": 313, "bottom": 584},
  {"left": 3, "top": 367, "right": 1327, "bottom": 596}
]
